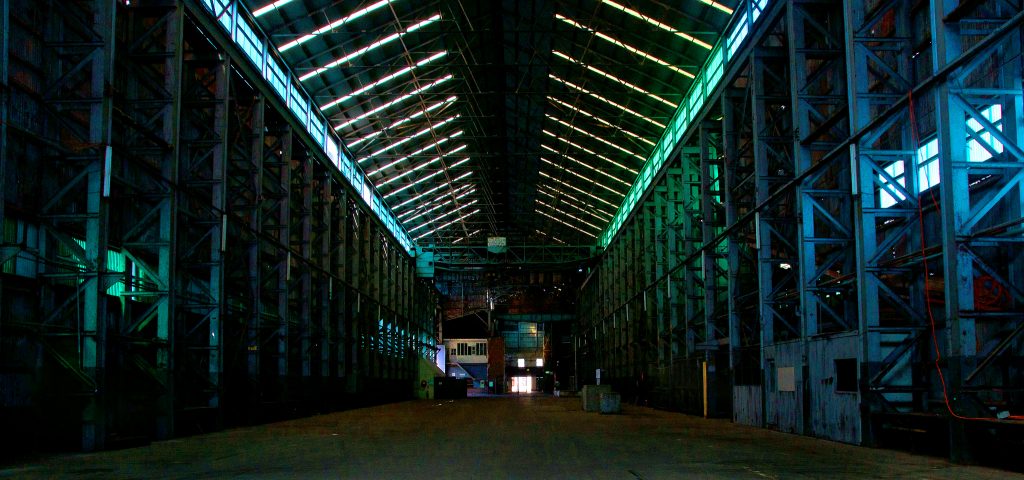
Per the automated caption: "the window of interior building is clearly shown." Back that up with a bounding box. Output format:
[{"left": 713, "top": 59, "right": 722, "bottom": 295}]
[{"left": 835, "top": 358, "right": 858, "bottom": 393}]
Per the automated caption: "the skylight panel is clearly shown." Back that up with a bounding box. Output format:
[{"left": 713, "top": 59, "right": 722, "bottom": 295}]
[
  {"left": 334, "top": 74, "right": 453, "bottom": 131},
  {"left": 536, "top": 199, "right": 603, "bottom": 232},
  {"left": 408, "top": 200, "right": 479, "bottom": 232},
  {"left": 547, "top": 96, "right": 655, "bottom": 147},
  {"left": 600, "top": 0, "right": 712, "bottom": 49},
  {"left": 355, "top": 114, "right": 459, "bottom": 164},
  {"left": 538, "top": 188, "right": 612, "bottom": 222},
  {"left": 540, "top": 144, "right": 631, "bottom": 186},
  {"left": 536, "top": 209, "right": 598, "bottom": 238},
  {"left": 400, "top": 185, "right": 475, "bottom": 222},
  {"left": 299, "top": 14, "right": 442, "bottom": 82},
  {"left": 698, "top": 0, "right": 734, "bottom": 14},
  {"left": 549, "top": 74, "right": 665, "bottom": 129},
  {"left": 279, "top": 0, "right": 396, "bottom": 52},
  {"left": 535, "top": 229, "right": 567, "bottom": 245},
  {"left": 552, "top": 51, "right": 676, "bottom": 108},
  {"left": 320, "top": 51, "right": 448, "bottom": 112},
  {"left": 413, "top": 208, "right": 481, "bottom": 240},
  {"left": 539, "top": 171, "right": 621, "bottom": 209},
  {"left": 391, "top": 171, "right": 473, "bottom": 210},
  {"left": 253, "top": 0, "right": 295, "bottom": 18},
  {"left": 366, "top": 130, "right": 464, "bottom": 176},
  {"left": 542, "top": 129, "right": 638, "bottom": 174},
  {"left": 546, "top": 114, "right": 646, "bottom": 162},
  {"left": 384, "top": 159, "right": 471, "bottom": 198},
  {"left": 452, "top": 230, "right": 482, "bottom": 244},
  {"left": 540, "top": 158, "right": 626, "bottom": 196},
  {"left": 348, "top": 95, "right": 457, "bottom": 148},
  {"left": 538, "top": 184, "right": 614, "bottom": 219},
  {"left": 555, "top": 14, "right": 695, "bottom": 79},
  {"left": 376, "top": 144, "right": 469, "bottom": 187}
]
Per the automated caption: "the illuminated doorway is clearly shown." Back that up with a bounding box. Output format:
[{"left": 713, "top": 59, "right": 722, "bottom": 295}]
[{"left": 511, "top": 376, "right": 533, "bottom": 393}]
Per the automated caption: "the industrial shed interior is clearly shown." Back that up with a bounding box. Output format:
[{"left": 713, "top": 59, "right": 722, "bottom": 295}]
[{"left": 2, "top": 0, "right": 1024, "bottom": 474}]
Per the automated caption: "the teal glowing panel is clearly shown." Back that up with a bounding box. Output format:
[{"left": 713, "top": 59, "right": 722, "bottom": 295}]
[{"left": 599, "top": 0, "right": 770, "bottom": 248}]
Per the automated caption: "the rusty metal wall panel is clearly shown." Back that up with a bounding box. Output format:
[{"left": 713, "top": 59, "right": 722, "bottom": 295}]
[
  {"left": 732, "top": 386, "right": 763, "bottom": 427},
  {"left": 764, "top": 342, "right": 802, "bottom": 434},
  {"left": 808, "top": 335, "right": 861, "bottom": 444}
]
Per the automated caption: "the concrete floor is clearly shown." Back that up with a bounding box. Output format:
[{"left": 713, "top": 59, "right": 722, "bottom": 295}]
[{"left": 1, "top": 395, "right": 1019, "bottom": 479}]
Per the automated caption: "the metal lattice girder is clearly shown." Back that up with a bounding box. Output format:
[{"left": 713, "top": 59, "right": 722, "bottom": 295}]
[
  {"left": 176, "top": 31, "right": 229, "bottom": 424},
  {"left": 314, "top": 163, "right": 333, "bottom": 380},
  {"left": 0, "top": 0, "right": 7, "bottom": 251},
  {"left": 27, "top": 0, "right": 117, "bottom": 451},
  {"left": 932, "top": 0, "right": 1024, "bottom": 443},
  {"left": 681, "top": 145, "right": 702, "bottom": 356},
  {"left": 292, "top": 138, "right": 313, "bottom": 380},
  {"left": 649, "top": 186, "right": 670, "bottom": 366},
  {"left": 842, "top": 0, "right": 927, "bottom": 421},
  {"left": 224, "top": 82, "right": 264, "bottom": 406},
  {"left": 346, "top": 203, "right": 361, "bottom": 388},
  {"left": 0, "top": 0, "right": 441, "bottom": 451},
  {"left": 329, "top": 186, "right": 348, "bottom": 381},
  {"left": 421, "top": 244, "right": 595, "bottom": 267},
  {"left": 113, "top": 2, "right": 185, "bottom": 439},
  {"left": 721, "top": 71, "right": 759, "bottom": 376},
  {"left": 788, "top": 0, "right": 857, "bottom": 338},
  {"left": 664, "top": 167, "right": 684, "bottom": 361},
  {"left": 750, "top": 45, "right": 800, "bottom": 346},
  {"left": 699, "top": 121, "right": 728, "bottom": 356}
]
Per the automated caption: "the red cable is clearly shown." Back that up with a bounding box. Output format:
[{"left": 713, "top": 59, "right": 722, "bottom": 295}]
[{"left": 907, "top": 89, "right": 989, "bottom": 421}]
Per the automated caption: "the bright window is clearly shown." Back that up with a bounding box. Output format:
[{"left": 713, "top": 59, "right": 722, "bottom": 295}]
[
  {"left": 967, "top": 104, "right": 1004, "bottom": 163},
  {"left": 879, "top": 104, "right": 1002, "bottom": 208},
  {"left": 233, "top": 17, "right": 263, "bottom": 66}
]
